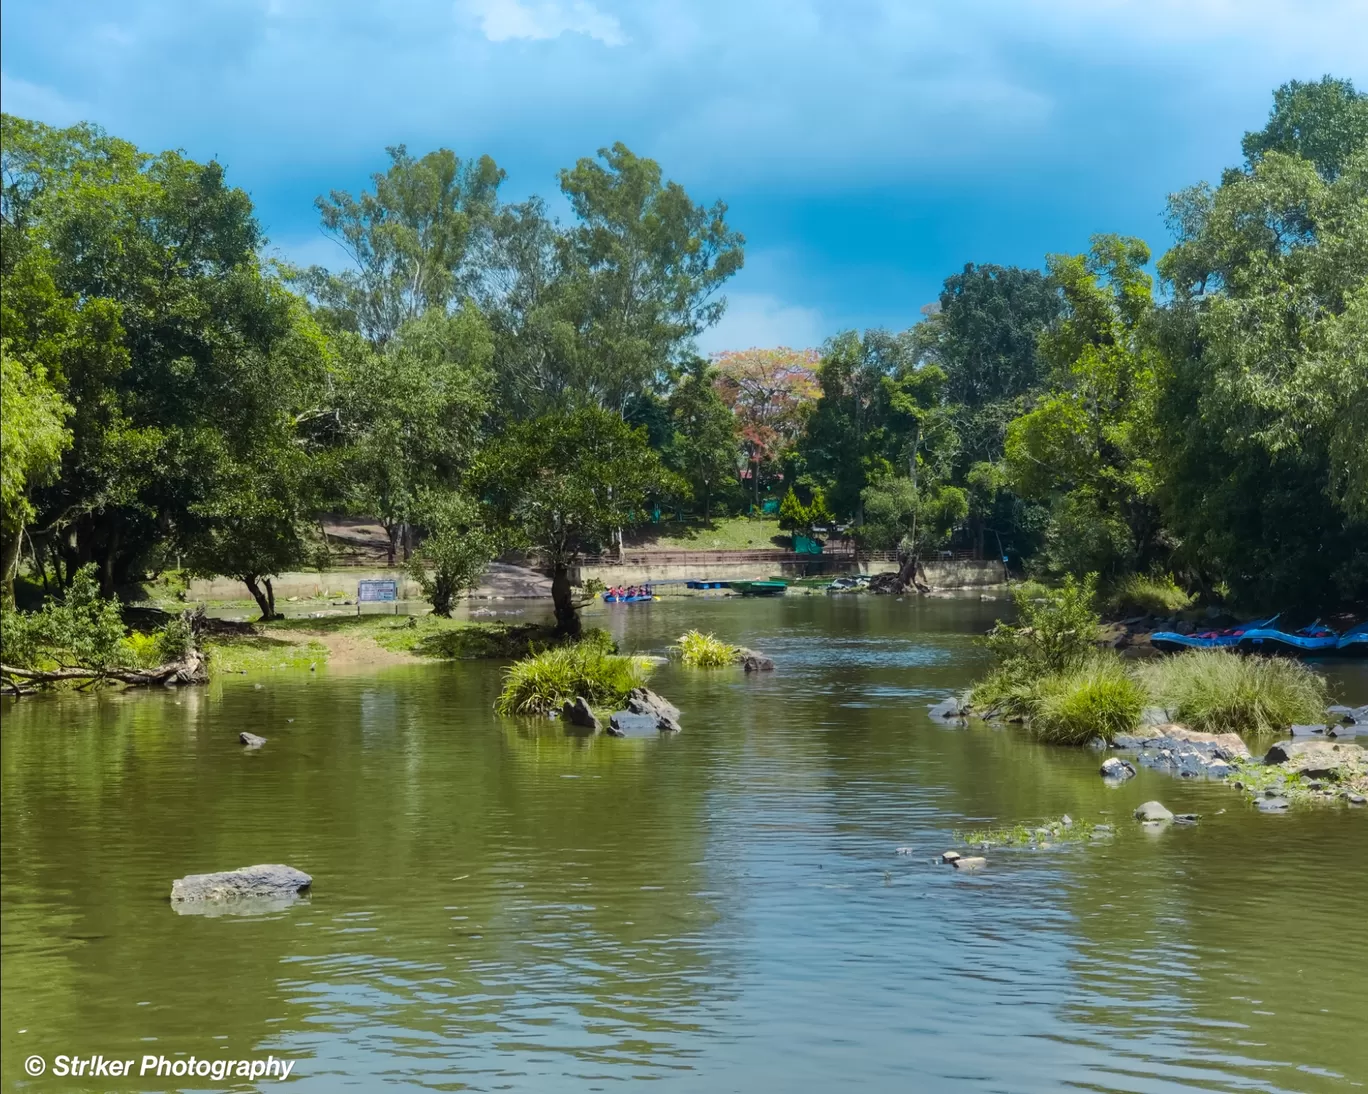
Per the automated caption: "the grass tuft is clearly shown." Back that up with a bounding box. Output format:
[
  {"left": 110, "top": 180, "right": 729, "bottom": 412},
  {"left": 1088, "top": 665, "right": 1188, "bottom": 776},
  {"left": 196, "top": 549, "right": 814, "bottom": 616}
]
[
  {"left": 1137, "top": 650, "right": 1327, "bottom": 738},
  {"left": 495, "top": 639, "right": 654, "bottom": 717},
  {"left": 1105, "top": 572, "right": 1196, "bottom": 615},
  {"left": 673, "top": 630, "right": 740, "bottom": 667},
  {"left": 1028, "top": 654, "right": 1145, "bottom": 745}
]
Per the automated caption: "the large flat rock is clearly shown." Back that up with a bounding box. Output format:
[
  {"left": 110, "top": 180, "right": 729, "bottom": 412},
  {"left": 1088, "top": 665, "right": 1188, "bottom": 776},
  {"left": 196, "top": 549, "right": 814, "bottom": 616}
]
[{"left": 170, "top": 864, "right": 312, "bottom": 912}]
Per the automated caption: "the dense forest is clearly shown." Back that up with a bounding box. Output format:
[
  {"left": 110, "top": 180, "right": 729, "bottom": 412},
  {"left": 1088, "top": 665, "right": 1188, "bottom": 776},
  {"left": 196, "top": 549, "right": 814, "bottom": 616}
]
[{"left": 2, "top": 76, "right": 1365, "bottom": 630}]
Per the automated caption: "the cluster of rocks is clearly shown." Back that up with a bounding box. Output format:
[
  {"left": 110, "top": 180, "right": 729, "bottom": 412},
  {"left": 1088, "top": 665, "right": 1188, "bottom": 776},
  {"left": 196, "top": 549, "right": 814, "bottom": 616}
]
[
  {"left": 560, "top": 687, "right": 683, "bottom": 736},
  {"left": 1132, "top": 800, "right": 1199, "bottom": 826},
  {"left": 1111, "top": 724, "right": 1250, "bottom": 779}
]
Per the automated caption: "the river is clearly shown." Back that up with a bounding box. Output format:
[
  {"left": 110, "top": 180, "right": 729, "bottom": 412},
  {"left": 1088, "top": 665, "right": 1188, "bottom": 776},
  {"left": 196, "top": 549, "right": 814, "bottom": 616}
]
[{"left": 3, "top": 595, "right": 1366, "bottom": 1092}]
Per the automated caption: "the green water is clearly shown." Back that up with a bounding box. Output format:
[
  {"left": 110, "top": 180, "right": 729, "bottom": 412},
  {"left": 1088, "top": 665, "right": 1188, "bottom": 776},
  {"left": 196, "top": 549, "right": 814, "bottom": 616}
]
[{"left": 4, "top": 596, "right": 1367, "bottom": 1092}]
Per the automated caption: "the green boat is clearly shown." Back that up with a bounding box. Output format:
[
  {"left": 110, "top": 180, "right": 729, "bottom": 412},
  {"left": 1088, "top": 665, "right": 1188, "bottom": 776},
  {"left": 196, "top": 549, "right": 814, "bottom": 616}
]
[{"left": 730, "top": 580, "right": 788, "bottom": 597}]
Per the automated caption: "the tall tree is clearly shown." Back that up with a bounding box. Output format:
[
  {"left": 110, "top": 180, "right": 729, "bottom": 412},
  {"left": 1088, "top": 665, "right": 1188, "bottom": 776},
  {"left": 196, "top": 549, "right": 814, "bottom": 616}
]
[
  {"left": 556, "top": 144, "right": 745, "bottom": 410},
  {"left": 297, "top": 146, "right": 505, "bottom": 346},
  {"left": 1157, "top": 83, "right": 1368, "bottom": 605},
  {"left": 1005, "top": 236, "right": 1160, "bottom": 579},
  {"left": 1241, "top": 75, "right": 1368, "bottom": 181},
  {"left": 666, "top": 364, "right": 737, "bottom": 520},
  {"left": 473, "top": 408, "right": 674, "bottom": 636},
  {"left": 713, "top": 347, "right": 819, "bottom": 510}
]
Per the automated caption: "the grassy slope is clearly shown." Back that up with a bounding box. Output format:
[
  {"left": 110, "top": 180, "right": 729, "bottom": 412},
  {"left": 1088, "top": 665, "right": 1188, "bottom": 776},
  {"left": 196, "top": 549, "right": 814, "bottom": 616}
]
[{"left": 624, "top": 518, "right": 786, "bottom": 551}]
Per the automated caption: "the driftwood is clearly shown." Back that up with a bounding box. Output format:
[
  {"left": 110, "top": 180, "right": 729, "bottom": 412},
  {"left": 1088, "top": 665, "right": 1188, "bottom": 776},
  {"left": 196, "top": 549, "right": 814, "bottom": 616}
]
[
  {"left": 1, "top": 650, "right": 208, "bottom": 695},
  {"left": 869, "top": 556, "right": 931, "bottom": 596}
]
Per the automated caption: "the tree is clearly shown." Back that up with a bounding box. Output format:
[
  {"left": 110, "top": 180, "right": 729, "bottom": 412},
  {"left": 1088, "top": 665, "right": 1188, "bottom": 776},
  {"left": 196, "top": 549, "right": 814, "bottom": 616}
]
[
  {"left": 1, "top": 115, "right": 312, "bottom": 594},
  {"left": 0, "top": 342, "right": 71, "bottom": 601},
  {"left": 296, "top": 145, "right": 505, "bottom": 346},
  {"left": 713, "top": 347, "right": 820, "bottom": 509},
  {"left": 777, "top": 487, "right": 808, "bottom": 533},
  {"left": 408, "top": 492, "right": 497, "bottom": 617},
  {"left": 556, "top": 144, "right": 745, "bottom": 410},
  {"left": 860, "top": 476, "right": 968, "bottom": 563},
  {"left": 1157, "top": 91, "right": 1368, "bottom": 605},
  {"left": 332, "top": 306, "right": 494, "bottom": 564},
  {"left": 1241, "top": 75, "right": 1368, "bottom": 181},
  {"left": 666, "top": 364, "right": 736, "bottom": 520},
  {"left": 472, "top": 408, "right": 675, "bottom": 636},
  {"left": 1005, "top": 235, "right": 1160, "bottom": 579}
]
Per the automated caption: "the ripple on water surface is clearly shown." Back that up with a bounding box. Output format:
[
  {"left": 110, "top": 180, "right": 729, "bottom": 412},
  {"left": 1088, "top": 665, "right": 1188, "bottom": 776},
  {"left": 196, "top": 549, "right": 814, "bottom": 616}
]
[{"left": 3, "top": 596, "right": 1366, "bottom": 1092}]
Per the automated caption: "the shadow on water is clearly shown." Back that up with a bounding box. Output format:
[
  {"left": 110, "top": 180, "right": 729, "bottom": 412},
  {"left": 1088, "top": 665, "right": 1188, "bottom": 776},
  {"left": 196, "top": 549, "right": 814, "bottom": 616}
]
[{"left": 3, "top": 594, "right": 1366, "bottom": 1091}]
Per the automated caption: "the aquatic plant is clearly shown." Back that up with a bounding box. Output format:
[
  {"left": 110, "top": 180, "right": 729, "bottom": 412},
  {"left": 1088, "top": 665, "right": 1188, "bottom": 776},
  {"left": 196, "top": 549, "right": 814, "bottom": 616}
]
[
  {"left": 1028, "top": 653, "right": 1145, "bottom": 745},
  {"left": 955, "top": 815, "right": 1106, "bottom": 848},
  {"left": 495, "top": 639, "right": 652, "bottom": 716},
  {"left": 673, "top": 629, "right": 740, "bottom": 667},
  {"left": 1138, "top": 650, "right": 1328, "bottom": 737},
  {"left": 1106, "top": 572, "right": 1196, "bottom": 615}
]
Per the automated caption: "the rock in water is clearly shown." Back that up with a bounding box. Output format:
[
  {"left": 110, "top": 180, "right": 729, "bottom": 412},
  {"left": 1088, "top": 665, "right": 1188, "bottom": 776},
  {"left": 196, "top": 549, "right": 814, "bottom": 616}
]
[
  {"left": 170, "top": 864, "right": 311, "bottom": 914},
  {"left": 560, "top": 697, "right": 600, "bottom": 731},
  {"left": 927, "top": 696, "right": 968, "bottom": 722},
  {"left": 626, "top": 687, "right": 681, "bottom": 732},
  {"left": 607, "top": 711, "right": 659, "bottom": 738},
  {"left": 1256, "top": 796, "right": 1290, "bottom": 813},
  {"left": 1100, "top": 757, "right": 1136, "bottom": 780},
  {"left": 239, "top": 732, "right": 267, "bottom": 749},
  {"left": 738, "top": 648, "right": 775, "bottom": 673},
  {"left": 951, "top": 856, "right": 987, "bottom": 871},
  {"left": 1264, "top": 739, "right": 1365, "bottom": 778},
  {"left": 1133, "top": 801, "right": 1174, "bottom": 823}
]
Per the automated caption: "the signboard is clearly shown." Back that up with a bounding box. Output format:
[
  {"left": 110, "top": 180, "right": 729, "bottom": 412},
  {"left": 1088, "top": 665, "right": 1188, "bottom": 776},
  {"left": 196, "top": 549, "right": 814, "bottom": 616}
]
[{"left": 357, "top": 579, "right": 399, "bottom": 602}]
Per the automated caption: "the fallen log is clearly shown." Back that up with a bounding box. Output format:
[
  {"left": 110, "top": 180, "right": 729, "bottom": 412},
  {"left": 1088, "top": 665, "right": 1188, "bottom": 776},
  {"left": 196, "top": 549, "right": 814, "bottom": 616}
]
[{"left": 1, "top": 649, "right": 208, "bottom": 694}]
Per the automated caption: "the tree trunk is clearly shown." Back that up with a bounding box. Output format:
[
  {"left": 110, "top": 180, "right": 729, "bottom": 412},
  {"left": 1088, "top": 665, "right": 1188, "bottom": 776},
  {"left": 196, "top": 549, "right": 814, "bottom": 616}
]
[
  {"left": 243, "top": 575, "right": 276, "bottom": 621},
  {"left": 551, "top": 561, "right": 580, "bottom": 638},
  {"left": 385, "top": 524, "right": 398, "bottom": 567},
  {"left": 1, "top": 526, "right": 21, "bottom": 606},
  {"left": 431, "top": 572, "right": 453, "bottom": 617}
]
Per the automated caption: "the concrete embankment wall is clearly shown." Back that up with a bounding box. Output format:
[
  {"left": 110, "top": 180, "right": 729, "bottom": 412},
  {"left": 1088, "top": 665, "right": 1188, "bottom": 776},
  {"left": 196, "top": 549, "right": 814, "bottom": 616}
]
[{"left": 187, "top": 558, "right": 1007, "bottom": 602}]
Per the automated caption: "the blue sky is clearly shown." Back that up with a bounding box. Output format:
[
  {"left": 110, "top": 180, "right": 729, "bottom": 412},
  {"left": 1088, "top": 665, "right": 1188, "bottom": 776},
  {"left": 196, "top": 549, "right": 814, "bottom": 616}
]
[{"left": 3, "top": 0, "right": 1366, "bottom": 351}]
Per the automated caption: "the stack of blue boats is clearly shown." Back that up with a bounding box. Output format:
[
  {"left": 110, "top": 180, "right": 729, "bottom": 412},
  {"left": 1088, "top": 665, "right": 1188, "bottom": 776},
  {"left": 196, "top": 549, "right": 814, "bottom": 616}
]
[{"left": 1151, "top": 616, "right": 1367, "bottom": 657}]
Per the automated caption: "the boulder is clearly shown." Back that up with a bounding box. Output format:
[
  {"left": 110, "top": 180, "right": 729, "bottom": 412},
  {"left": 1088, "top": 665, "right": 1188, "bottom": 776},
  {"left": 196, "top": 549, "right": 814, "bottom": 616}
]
[
  {"left": 626, "top": 687, "right": 681, "bottom": 732},
  {"left": 1100, "top": 757, "right": 1136, "bottom": 780},
  {"left": 239, "top": 732, "right": 267, "bottom": 749},
  {"left": 560, "top": 697, "right": 600, "bottom": 731},
  {"left": 170, "top": 864, "right": 311, "bottom": 911},
  {"left": 1134, "top": 801, "right": 1174, "bottom": 823},
  {"left": 1289, "top": 724, "right": 1329, "bottom": 737},
  {"left": 941, "top": 851, "right": 961, "bottom": 864},
  {"left": 1256, "top": 796, "right": 1290, "bottom": 813},
  {"left": 927, "top": 696, "right": 968, "bottom": 722},
  {"left": 1264, "top": 739, "right": 1366, "bottom": 779},
  {"left": 951, "top": 856, "right": 987, "bottom": 871},
  {"left": 738, "top": 648, "right": 775, "bottom": 673},
  {"left": 1114, "top": 724, "right": 1248, "bottom": 780},
  {"left": 607, "top": 711, "right": 659, "bottom": 738}
]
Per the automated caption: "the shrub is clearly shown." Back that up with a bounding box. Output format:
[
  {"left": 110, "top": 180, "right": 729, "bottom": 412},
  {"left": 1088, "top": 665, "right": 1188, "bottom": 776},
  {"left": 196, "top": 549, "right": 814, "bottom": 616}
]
[
  {"left": 0, "top": 566, "right": 131, "bottom": 670},
  {"left": 1106, "top": 572, "right": 1195, "bottom": 616},
  {"left": 984, "top": 572, "right": 1100, "bottom": 677},
  {"left": 673, "top": 630, "right": 739, "bottom": 667},
  {"left": 1139, "top": 650, "right": 1328, "bottom": 737},
  {"left": 1028, "top": 654, "right": 1145, "bottom": 745},
  {"left": 495, "top": 639, "right": 653, "bottom": 716}
]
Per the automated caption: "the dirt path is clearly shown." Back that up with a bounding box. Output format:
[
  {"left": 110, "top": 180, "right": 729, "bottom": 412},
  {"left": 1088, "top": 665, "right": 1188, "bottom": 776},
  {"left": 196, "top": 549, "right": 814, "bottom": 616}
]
[{"left": 291, "top": 627, "right": 419, "bottom": 668}]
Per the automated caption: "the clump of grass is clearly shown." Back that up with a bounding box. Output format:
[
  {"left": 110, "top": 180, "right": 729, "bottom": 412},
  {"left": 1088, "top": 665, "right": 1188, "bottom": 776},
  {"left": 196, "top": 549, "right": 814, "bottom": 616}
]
[
  {"left": 495, "top": 640, "right": 653, "bottom": 717},
  {"left": 205, "top": 636, "right": 330, "bottom": 674},
  {"left": 1138, "top": 649, "right": 1328, "bottom": 738},
  {"left": 1028, "top": 654, "right": 1145, "bottom": 745},
  {"left": 1106, "top": 572, "right": 1196, "bottom": 616},
  {"left": 673, "top": 630, "right": 740, "bottom": 667}
]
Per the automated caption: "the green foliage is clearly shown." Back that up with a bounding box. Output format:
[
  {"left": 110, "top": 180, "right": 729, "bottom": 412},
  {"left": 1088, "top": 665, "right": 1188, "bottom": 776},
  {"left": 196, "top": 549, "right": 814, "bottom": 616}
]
[
  {"left": 860, "top": 475, "right": 968, "bottom": 556},
  {"left": 673, "top": 630, "right": 739, "bottom": 667},
  {"left": 1138, "top": 650, "right": 1329, "bottom": 738},
  {"left": 0, "top": 565, "right": 130, "bottom": 670},
  {"left": 495, "top": 639, "right": 653, "bottom": 717},
  {"left": 1241, "top": 75, "right": 1368, "bottom": 180},
  {"left": 1105, "top": 572, "right": 1196, "bottom": 616},
  {"left": 409, "top": 492, "right": 497, "bottom": 617},
  {"left": 984, "top": 573, "right": 1101, "bottom": 677},
  {"left": 777, "top": 487, "right": 808, "bottom": 532},
  {"left": 665, "top": 364, "right": 737, "bottom": 520},
  {"left": 1028, "top": 654, "right": 1145, "bottom": 745},
  {"left": 955, "top": 816, "right": 1104, "bottom": 848},
  {"left": 292, "top": 145, "right": 505, "bottom": 346}
]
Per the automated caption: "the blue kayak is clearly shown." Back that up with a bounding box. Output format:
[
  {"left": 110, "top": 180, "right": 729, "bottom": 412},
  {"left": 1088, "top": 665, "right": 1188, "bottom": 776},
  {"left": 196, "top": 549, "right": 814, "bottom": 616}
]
[
  {"left": 1238, "top": 620, "right": 1339, "bottom": 655},
  {"left": 1337, "top": 623, "right": 1368, "bottom": 656},
  {"left": 1151, "top": 617, "right": 1276, "bottom": 653}
]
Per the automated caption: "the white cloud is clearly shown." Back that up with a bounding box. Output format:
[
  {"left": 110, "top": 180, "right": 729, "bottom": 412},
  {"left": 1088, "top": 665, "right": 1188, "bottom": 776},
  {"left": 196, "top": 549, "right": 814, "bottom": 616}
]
[
  {"left": 0, "top": 71, "right": 88, "bottom": 126},
  {"left": 461, "top": 0, "right": 626, "bottom": 45},
  {"left": 697, "top": 292, "right": 826, "bottom": 355}
]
